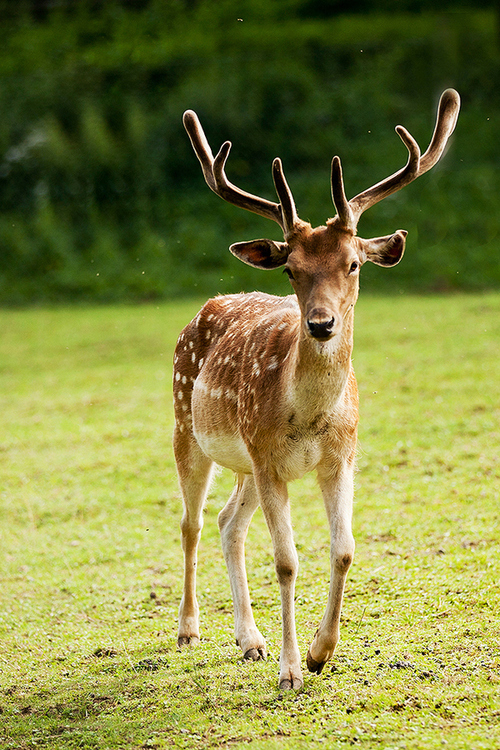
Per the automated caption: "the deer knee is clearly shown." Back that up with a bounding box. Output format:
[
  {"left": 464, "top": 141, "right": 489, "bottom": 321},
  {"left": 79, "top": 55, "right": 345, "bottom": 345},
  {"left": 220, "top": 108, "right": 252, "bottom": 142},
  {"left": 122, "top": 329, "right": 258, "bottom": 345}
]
[
  {"left": 275, "top": 550, "right": 298, "bottom": 584},
  {"left": 333, "top": 545, "right": 354, "bottom": 575},
  {"left": 180, "top": 513, "right": 203, "bottom": 545}
]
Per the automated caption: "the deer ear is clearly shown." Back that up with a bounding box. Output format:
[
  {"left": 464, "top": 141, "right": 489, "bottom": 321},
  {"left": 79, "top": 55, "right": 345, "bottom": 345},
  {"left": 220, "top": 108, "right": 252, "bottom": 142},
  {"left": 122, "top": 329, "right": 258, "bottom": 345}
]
[
  {"left": 230, "top": 239, "right": 289, "bottom": 269},
  {"left": 363, "top": 230, "right": 407, "bottom": 268}
]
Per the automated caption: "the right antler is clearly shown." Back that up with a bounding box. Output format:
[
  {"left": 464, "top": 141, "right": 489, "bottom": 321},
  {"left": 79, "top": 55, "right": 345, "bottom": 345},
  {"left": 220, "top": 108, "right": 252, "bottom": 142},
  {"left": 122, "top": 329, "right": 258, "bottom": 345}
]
[
  {"left": 183, "top": 110, "right": 298, "bottom": 236},
  {"left": 331, "top": 89, "right": 461, "bottom": 231}
]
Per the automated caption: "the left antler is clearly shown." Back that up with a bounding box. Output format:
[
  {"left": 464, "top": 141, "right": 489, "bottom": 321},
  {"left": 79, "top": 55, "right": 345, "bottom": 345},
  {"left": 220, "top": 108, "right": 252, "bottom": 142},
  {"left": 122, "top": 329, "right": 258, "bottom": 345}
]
[{"left": 331, "top": 88, "right": 461, "bottom": 231}]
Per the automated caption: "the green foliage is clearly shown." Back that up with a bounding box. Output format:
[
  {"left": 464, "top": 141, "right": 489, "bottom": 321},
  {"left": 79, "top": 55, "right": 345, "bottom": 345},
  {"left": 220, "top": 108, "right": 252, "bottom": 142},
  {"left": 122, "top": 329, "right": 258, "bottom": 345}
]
[
  {"left": 0, "top": 295, "right": 499, "bottom": 748},
  {"left": 0, "top": 2, "right": 499, "bottom": 303}
]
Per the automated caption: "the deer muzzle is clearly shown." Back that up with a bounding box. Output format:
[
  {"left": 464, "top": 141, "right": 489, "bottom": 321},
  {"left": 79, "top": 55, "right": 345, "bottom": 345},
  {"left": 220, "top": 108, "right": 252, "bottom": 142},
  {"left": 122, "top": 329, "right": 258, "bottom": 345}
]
[{"left": 306, "top": 312, "right": 336, "bottom": 341}]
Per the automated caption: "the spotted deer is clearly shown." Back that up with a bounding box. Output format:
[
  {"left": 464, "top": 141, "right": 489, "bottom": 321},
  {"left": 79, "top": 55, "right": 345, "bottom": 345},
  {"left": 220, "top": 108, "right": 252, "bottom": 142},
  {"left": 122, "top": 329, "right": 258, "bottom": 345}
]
[{"left": 173, "top": 89, "right": 460, "bottom": 690}]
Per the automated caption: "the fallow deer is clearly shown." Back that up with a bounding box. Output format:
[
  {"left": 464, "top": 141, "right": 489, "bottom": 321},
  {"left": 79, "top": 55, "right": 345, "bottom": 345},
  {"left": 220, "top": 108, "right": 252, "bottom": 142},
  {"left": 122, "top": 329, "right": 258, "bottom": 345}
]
[{"left": 173, "top": 89, "right": 460, "bottom": 690}]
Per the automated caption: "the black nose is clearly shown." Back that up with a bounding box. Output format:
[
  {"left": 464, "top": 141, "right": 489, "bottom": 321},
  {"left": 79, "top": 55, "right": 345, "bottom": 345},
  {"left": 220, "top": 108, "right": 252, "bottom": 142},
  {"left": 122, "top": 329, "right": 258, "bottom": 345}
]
[{"left": 307, "top": 317, "right": 335, "bottom": 340}]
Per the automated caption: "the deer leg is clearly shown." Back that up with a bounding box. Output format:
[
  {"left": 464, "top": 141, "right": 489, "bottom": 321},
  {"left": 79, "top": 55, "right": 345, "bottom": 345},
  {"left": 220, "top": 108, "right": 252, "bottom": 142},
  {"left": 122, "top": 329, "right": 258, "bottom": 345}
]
[
  {"left": 174, "top": 426, "right": 214, "bottom": 648},
  {"left": 306, "top": 462, "right": 355, "bottom": 674},
  {"left": 218, "top": 474, "right": 266, "bottom": 661},
  {"left": 254, "top": 472, "right": 302, "bottom": 690}
]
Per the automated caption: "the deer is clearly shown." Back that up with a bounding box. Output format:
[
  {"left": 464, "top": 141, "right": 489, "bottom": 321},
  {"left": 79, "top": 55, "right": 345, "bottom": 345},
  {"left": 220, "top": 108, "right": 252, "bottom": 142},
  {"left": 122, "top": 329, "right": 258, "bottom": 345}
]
[{"left": 173, "top": 89, "right": 460, "bottom": 690}]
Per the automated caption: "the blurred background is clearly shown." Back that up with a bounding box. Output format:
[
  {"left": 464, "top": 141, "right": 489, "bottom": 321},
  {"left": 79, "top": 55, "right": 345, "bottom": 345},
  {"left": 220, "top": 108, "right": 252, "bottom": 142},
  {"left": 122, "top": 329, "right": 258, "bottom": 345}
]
[{"left": 0, "top": 0, "right": 498, "bottom": 305}]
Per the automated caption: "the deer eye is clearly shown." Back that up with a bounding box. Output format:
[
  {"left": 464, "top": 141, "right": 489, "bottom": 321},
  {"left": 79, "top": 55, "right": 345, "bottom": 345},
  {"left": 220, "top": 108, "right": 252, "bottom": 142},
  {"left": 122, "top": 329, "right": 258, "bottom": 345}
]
[
  {"left": 348, "top": 260, "right": 359, "bottom": 274},
  {"left": 283, "top": 267, "right": 295, "bottom": 281}
]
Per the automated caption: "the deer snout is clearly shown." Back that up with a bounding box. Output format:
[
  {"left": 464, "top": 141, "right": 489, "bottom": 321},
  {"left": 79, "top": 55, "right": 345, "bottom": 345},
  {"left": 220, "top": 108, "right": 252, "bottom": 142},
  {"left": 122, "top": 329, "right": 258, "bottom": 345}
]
[{"left": 306, "top": 312, "right": 336, "bottom": 341}]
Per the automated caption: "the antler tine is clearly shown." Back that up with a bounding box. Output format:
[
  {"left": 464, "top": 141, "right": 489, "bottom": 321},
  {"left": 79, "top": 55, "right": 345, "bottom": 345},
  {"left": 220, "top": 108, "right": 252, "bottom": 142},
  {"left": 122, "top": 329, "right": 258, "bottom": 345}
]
[
  {"left": 348, "top": 122, "right": 421, "bottom": 221},
  {"left": 183, "top": 110, "right": 285, "bottom": 229},
  {"left": 419, "top": 88, "right": 461, "bottom": 172},
  {"left": 272, "top": 158, "right": 299, "bottom": 237},
  {"left": 183, "top": 110, "right": 217, "bottom": 193},
  {"left": 348, "top": 88, "right": 460, "bottom": 225},
  {"left": 330, "top": 156, "right": 356, "bottom": 231}
]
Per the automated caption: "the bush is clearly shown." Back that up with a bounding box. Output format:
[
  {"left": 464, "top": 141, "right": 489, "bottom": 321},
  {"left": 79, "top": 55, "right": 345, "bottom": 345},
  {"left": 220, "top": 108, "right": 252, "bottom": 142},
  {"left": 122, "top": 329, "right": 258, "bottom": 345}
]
[{"left": 0, "top": 1, "right": 499, "bottom": 303}]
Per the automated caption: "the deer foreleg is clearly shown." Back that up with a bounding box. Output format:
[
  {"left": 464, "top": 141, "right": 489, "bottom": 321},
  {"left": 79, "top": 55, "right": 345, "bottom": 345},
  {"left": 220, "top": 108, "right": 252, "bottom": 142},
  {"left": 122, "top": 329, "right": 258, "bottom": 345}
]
[
  {"left": 255, "top": 472, "right": 302, "bottom": 690},
  {"left": 218, "top": 474, "right": 266, "bottom": 660},
  {"left": 307, "top": 462, "right": 355, "bottom": 674}
]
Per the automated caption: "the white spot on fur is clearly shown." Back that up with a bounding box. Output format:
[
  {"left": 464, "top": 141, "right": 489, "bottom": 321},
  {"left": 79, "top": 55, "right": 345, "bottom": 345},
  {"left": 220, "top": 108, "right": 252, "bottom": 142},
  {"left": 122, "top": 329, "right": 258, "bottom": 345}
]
[
  {"left": 267, "top": 356, "right": 279, "bottom": 370},
  {"left": 175, "top": 372, "right": 181, "bottom": 381}
]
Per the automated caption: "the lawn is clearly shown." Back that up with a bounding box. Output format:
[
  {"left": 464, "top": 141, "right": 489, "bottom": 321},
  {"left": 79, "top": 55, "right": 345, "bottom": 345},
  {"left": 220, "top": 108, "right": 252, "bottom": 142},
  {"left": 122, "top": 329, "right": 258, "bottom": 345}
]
[{"left": 0, "top": 293, "right": 499, "bottom": 749}]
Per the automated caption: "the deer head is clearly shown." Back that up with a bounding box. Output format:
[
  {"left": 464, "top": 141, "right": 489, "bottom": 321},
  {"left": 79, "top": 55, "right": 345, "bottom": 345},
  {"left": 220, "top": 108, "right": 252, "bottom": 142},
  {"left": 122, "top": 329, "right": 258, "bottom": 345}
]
[{"left": 183, "top": 89, "right": 460, "bottom": 342}]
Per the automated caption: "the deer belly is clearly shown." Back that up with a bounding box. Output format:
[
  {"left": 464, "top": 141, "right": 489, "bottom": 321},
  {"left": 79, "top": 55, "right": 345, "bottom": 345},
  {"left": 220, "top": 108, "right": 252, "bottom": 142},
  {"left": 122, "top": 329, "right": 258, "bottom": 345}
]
[
  {"left": 194, "top": 429, "right": 253, "bottom": 474},
  {"left": 191, "top": 381, "right": 253, "bottom": 473}
]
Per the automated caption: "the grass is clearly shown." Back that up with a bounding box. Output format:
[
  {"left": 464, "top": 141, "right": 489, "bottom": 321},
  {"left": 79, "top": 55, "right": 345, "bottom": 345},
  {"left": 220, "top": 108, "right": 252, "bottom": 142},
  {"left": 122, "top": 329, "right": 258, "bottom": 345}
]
[{"left": 0, "top": 292, "right": 499, "bottom": 749}]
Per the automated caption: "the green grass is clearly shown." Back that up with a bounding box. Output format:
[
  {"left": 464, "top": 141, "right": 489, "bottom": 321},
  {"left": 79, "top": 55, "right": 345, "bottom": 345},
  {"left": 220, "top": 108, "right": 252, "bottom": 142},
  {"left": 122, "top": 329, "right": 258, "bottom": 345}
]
[{"left": 0, "top": 293, "right": 499, "bottom": 749}]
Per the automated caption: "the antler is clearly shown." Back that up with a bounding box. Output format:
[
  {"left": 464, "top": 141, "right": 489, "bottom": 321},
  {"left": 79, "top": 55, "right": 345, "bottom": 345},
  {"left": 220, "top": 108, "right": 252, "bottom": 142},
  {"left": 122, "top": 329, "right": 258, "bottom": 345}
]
[
  {"left": 183, "top": 110, "right": 298, "bottom": 236},
  {"left": 331, "top": 89, "right": 461, "bottom": 231}
]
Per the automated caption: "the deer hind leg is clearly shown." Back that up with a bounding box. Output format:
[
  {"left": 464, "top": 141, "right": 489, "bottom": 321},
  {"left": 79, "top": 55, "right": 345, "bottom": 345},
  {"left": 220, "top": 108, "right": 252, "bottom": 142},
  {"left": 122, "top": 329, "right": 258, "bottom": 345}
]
[
  {"left": 174, "top": 425, "right": 214, "bottom": 648},
  {"left": 306, "top": 462, "right": 355, "bottom": 674},
  {"left": 218, "top": 474, "right": 266, "bottom": 661}
]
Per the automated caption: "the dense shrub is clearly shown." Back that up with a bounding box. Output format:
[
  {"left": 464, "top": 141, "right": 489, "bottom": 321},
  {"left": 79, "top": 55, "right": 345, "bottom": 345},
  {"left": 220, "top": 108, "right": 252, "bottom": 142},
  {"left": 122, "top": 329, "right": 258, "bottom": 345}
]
[{"left": 0, "top": 1, "right": 499, "bottom": 303}]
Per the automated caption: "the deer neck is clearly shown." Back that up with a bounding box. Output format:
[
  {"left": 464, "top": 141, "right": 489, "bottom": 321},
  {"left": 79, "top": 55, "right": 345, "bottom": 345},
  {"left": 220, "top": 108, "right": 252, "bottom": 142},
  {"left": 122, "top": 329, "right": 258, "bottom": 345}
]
[{"left": 287, "top": 309, "right": 354, "bottom": 419}]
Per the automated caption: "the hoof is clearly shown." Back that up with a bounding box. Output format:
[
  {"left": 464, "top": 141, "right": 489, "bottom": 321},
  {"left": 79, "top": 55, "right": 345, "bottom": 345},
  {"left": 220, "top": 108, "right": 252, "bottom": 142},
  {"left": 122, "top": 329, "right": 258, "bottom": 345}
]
[
  {"left": 177, "top": 635, "right": 200, "bottom": 649},
  {"left": 306, "top": 650, "right": 326, "bottom": 675},
  {"left": 243, "top": 647, "right": 267, "bottom": 662},
  {"left": 279, "top": 676, "right": 304, "bottom": 691}
]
